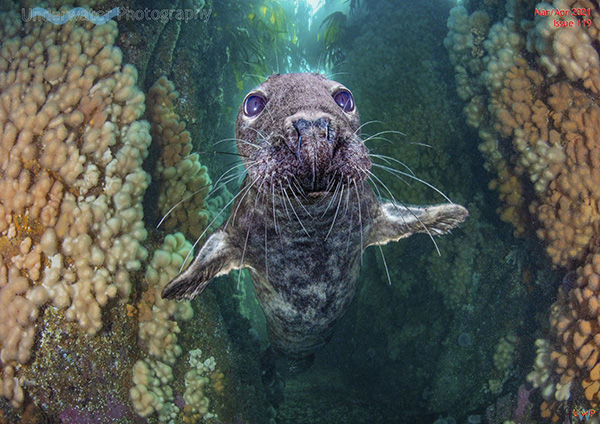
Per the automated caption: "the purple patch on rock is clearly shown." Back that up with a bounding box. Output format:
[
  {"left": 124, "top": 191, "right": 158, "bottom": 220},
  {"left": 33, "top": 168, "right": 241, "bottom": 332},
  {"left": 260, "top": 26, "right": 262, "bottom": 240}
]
[
  {"left": 59, "top": 408, "right": 96, "bottom": 424},
  {"left": 174, "top": 394, "right": 185, "bottom": 410},
  {"left": 59, "top": 394, "right": 140, "bottom": 424}
]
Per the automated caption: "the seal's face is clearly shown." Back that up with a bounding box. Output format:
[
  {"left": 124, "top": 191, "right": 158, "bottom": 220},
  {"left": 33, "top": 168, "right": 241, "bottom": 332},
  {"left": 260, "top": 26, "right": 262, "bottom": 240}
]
[{"left": 235, "top": 73, "right": 371, "bottom": 194}]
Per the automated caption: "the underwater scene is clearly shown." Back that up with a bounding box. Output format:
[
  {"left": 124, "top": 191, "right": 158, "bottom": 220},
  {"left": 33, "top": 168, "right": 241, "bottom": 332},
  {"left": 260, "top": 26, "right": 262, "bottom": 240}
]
[{"left": 0, "top": 0, "right": 599, "bottom": 422}]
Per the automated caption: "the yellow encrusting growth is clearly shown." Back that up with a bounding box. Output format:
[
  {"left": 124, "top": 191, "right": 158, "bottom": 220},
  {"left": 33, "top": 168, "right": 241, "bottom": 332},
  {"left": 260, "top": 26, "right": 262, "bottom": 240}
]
[
  {"left": 130, "top": 233, "right": 220, "bottom": 421},
  {"left": 446, "top": 0, "right": 600, "bottom": 417},
  {"left": 147, "top": 77, "right": 215, "bottom": 240},
  {"left": 0, "top": 8, "right": 149, "bottom": 408}
]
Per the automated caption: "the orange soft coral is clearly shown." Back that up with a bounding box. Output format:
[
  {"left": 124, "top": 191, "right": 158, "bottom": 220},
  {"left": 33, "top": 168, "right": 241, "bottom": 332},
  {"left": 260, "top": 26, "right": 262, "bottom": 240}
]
[
  {"left": 448, "top": 0, "right": 600, "bottom": 418},
  {"left": 147, "top": 77, "right": 213, "bottom": 240},
  {"left": 541, "top": 250, "right": 600, "bottom": 404},
  {"left": 534, "top": 82, "right": 600, "bottom": 267}
]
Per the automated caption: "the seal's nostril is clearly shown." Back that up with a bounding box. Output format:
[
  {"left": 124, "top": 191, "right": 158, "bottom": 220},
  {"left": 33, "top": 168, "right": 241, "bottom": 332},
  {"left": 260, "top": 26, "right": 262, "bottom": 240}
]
[
  {"left": 293, "top": 118, "right": 329, "bottom": 132},
  {"left": 293, "top": 119, "right": 309, "bottom": 134},
  {"left": 293, "top": 118, "right": 330, "bottom": 141},
  {"left": 313, "top": 118, "right": 328, "bottom": 129}
]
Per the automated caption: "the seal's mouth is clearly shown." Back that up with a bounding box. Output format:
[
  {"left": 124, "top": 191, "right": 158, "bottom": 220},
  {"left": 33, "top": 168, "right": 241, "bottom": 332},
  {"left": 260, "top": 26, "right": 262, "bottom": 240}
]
[{"left": 243, "top": 124, "right": 370, "bottom": 198}]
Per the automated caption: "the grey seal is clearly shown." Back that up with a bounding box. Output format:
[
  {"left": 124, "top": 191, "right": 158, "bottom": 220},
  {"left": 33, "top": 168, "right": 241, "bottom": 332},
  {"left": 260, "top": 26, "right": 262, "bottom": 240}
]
[{"left": 162, "top": 73, "right": 468, "bottom": 360}]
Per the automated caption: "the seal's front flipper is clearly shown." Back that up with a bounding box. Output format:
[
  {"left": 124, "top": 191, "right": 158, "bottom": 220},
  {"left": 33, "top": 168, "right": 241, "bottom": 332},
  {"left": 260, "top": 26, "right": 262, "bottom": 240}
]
[
  {"left": 162, "top": 230, "right": 241, "bottom": 300},
  {"left": 367, "top": 203, "right": 468, "bottom": 247}
]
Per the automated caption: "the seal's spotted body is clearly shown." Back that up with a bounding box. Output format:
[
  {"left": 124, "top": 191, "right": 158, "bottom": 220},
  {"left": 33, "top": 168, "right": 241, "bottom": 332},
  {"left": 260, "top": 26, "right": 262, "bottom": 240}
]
[
  {"left": 162, "top": 73, "right": 468, "bottom": 360},
  {"left": 236, "top": 185, "right": 376, "bottom": 357}
]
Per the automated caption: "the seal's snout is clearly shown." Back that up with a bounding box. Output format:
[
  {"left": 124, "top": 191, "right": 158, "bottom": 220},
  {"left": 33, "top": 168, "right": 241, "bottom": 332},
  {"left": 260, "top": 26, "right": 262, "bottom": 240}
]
[
  {"left": 287, "top": 116, "right": 337, "bottom": 191},
  {"left": 290, "top": 117, "right": 333, "bottom": 155},
  {"left": 287, "top": 116, "right": 335, "bottom": 162},
  {"left": 293, "top": 118, "right": 330, "bottom": 141}
]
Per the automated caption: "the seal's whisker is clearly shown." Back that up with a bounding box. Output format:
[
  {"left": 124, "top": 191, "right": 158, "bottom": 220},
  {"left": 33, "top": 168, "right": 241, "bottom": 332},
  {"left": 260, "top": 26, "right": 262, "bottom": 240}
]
[
  {"left": 213, "top": 161, "right": 252, "bottom": 186},
  {"left": 285, "top": 178, "right": 312, "bottom": 218},
  {"left": 312, "top": 146, "right": 317, "bottom": 190},
  {"left": 179, "top": 178, "right": 258, "bottom": 273},
  {"left": 215, "top": 167, "right": 248, "bottom": 187},
  {"left": 243, "top": 72, "right": 269, "bottom": 82},
  {"left": 245, "top": 184, "right": 268, "bottom": 290},
  {"left": 290, "top": 186, "right": 312, "bottom": 218},
  {"left": 224, "top": 176, "right": 260, "bottom": 231},
  {"left": 208, "top": 172, "right": 246, "bottom": 204},
  {"left": 263, "top": 208, "right": 270, "bottom": 282},
  {"left": 363, "top": 137, "right": 432, "bottom": 150},
  {"left": 238, "top": 139, "right": 264, "bottom": 149},
  {"left": 278, "top": 181, "right": 292, "bottom": 222},
  {"left": 213, "top": 137, "right": 238, "bottom": 146},
  {"left": 313, "top": 172, "right": 338, "bottom": 208},
  {"left": 208, "top": 163, "right": 254, "bottom": 199},
  {"left": 324, "top": 172, "right": 338, "bottom": 193},
  {"left": 233, "top": 177, "right": 265, "bottom": 228},
  {"left": 372, "top": 163, "right": 453, "bottom": 204},
  {"left": 228, "top": 181, "right": 259, "bottom": 231},
  {"left": 232, "top": 159, "right": 266, "bottom": 186},
  {"left": 365, "top": 168, "right": 442, "bottom": 256},
  {"left": 361, "top": 170, "right": 392, "bottom": 286},
  {"left": 369, "top": 153, "right": 416, "bottom": 176},
  {"left": 183, "top": 150, "right": 247, "bottom": 159},
  {"left": 257, "top": 179, "right": 271, "bottom": 237},
  {"left": 364, "top": 167, "right": 404, "bottom": 206},
  {"left": 271, "top": 181, "right": 279, "bottom": 235},
  {"left": 270, "top": 181, "right": 287, "bottom": 251},
  {"left": 326, "top": 71, "right": 350, "bottom": 79},
  {"left": 202, "top": 150, "right": 250, "bottom": 158},
  {"left": 370, "top": 163, "right": 411, "bottom": 187},
  {"left": 352, "top": 120, "right": 384, "bottom": 137},
  {"left": 214, "top": 137, "right": 263, "bottom": 149},
  {"left": 237, "top": 228, "right": 251, "bottom": 291},
  {"left": 366, "top": 137, "right": 432, "bottom": 150},
  {"left": 325, "top": 183, "right": 344, "bottom": 241},
  {"left": 282, "top": 184, "right": 310, "bottom": 237},
  {"left": 362, "top": 135, "right": 395, "bottom": 145},
  {"left": 378, "top": 244, "right": 392, "bottom": 286},
  {"left": 361, "top": 130, "right": 408, "bottom": 144},
  {"left": 280, "top": 182, "right": 298, "bottom": 226},
  {"left": 361, "top": 176, "right": 374, "bottom": 227},
  {"left": 253, "top": 178, "right": 267, "bottom": 209},
  {"left": 261, "top": 100, "right": 278, "bottom": 131},
  {"left": 352, "top": 179, "right": 364, "bottom": 260},
  {"left": 156, "top": 182, "right": 211, "bottom": 229},
  {"left": 322, "top": 178, "right": 342, "bottom": 218},
  {"left": 156, "top": 160, "right": 251, "bottom": 230},
  {"left": 290, "top": 175, "right": 308, "bottom": 200},
  {"left": 344, "top": 195, "right": 354, "bottom": 254},
  {"left": 343, "top": 177, "right": 351, "bottom": 216},
  {"left": 256, "top": 177, "right": 269, "bottom": 227},
  {"left": 245, "top": 127, "right": 272, "bottom": 146},
  {"left": 366, "top": 179, "right": 383, "bottom": 203}
]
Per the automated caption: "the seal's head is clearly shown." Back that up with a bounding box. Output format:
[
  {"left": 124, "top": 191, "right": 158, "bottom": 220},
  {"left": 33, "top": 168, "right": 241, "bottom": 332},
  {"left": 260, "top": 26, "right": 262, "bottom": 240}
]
[{"left": 235, "top": 73, "right": 371, "bottom": 194}]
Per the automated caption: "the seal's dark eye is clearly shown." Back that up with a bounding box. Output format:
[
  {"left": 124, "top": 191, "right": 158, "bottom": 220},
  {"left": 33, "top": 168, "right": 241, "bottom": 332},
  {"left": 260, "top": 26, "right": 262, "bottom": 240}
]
[
  {"left": 243, "top": 94, "right": 266, "bottom": 117},
  {"left": 333, "top": 89, "right": 354, "bottom": 112}
]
